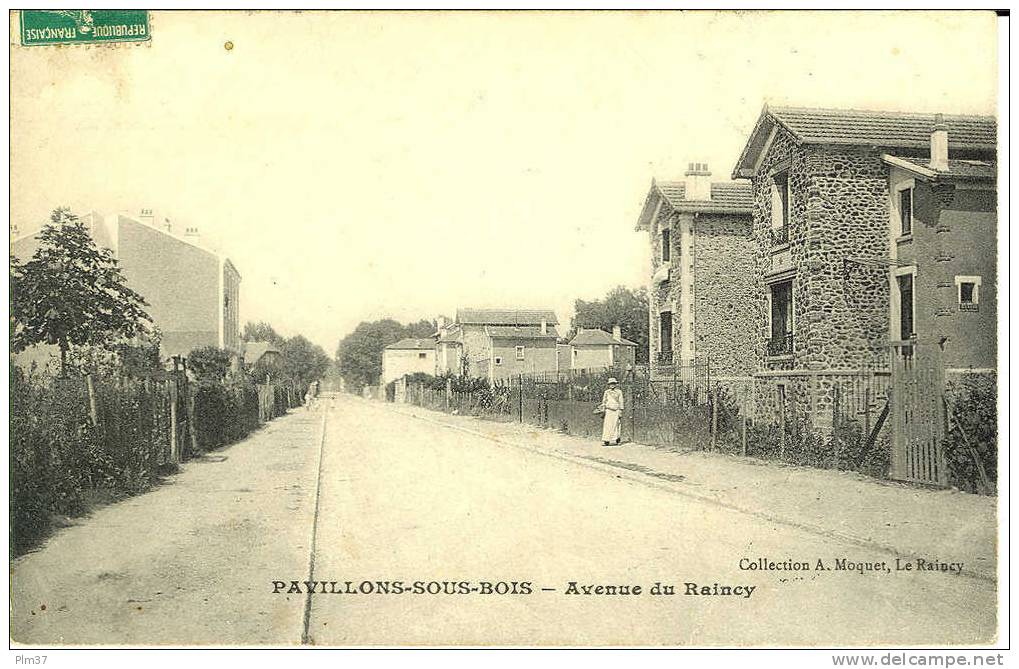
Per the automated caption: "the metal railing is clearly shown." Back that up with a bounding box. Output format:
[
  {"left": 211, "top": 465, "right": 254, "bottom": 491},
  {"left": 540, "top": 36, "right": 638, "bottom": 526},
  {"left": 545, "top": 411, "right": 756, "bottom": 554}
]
[{"left": 767, "top": 333, "right": 794, "bottom": 356}]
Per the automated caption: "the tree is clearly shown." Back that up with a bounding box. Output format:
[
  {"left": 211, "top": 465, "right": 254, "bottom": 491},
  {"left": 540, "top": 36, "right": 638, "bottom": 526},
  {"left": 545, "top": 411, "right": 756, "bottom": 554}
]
[
  {"left": 570, "top": 286, "right": 649, "bottom": 363},
  {"left": 242, "top": 321, "right": 284, "bottom": 346},
  {"left": 403, "top": 319, "right": 437, "bottom": 337},
  {"left": 334, "top": 318, "right": 410, "bottom": 391},
  {"left": 187, "top": 345, "right": 232, "bottom": 381},
  {"left": 11, "top": 208, "right": 152, "bottom": 376},
  {"left": 280, "top": 335, "right": 331, "bottom": 389}
]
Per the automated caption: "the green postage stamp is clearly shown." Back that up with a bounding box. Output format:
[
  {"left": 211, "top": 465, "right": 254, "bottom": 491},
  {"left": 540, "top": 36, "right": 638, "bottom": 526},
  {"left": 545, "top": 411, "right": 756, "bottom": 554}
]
[{"left": 19, "top": 10, "right": 150, "bottom": 46}]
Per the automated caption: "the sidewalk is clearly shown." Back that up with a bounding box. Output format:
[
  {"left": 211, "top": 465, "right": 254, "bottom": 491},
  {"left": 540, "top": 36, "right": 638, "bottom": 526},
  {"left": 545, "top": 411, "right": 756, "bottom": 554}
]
[
  {"left": 11, "top": 408, "right": 324, "bottom": 645},
  {"left": 382, "top": 400, "right": 998, "bottom": 582}
]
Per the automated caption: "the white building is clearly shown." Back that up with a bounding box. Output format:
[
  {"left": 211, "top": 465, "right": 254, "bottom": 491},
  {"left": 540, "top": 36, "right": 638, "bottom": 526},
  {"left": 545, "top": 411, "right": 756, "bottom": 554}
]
[{"left": 381, "top": 338, "right": 437, "bottom": 386}]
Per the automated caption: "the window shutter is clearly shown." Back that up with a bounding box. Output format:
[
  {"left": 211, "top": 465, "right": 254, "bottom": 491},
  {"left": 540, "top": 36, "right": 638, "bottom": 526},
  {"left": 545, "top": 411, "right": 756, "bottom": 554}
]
[{"left": 770, "top": 183, "right": 782, "bottom": 230}]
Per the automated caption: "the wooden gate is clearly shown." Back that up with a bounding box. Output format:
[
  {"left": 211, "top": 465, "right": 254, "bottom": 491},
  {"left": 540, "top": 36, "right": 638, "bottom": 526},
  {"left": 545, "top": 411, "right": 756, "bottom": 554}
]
[{"left": 889, "top": 341, "right": 947, "bottom": 485}]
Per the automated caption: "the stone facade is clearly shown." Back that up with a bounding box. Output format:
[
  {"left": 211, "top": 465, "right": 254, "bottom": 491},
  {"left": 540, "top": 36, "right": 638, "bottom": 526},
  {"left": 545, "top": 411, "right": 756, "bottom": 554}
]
[
  {"left": 751, "top": 129, "right": 892, "bottom": 375},
  {"left": 692, "top": 214, "right": 756, "bottom": 377},
  {"left": 642, "top": 187, "right": 755, "bottom": 381}
]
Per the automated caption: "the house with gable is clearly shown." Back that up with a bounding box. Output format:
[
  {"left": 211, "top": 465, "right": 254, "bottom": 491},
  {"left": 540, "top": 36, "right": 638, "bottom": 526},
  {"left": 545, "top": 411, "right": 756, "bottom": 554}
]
[
  {"left": 569, "top": 326, "right": 638, "bottom": 371},
  {"left": 731, "top": 104, "right": 996, "bottom": 420},
  {"left": 435, "top": 308, "right": 560, "bottom": 381},
  {"left": 634, "top": 163, "right": 756, "bottom": 380}
]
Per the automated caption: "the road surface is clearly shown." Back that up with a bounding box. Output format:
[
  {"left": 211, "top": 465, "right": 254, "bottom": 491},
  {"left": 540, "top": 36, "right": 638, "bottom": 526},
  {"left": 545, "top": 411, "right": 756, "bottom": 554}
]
[{"left": 11, "top": 393, "right": 997, "bottom": 646}]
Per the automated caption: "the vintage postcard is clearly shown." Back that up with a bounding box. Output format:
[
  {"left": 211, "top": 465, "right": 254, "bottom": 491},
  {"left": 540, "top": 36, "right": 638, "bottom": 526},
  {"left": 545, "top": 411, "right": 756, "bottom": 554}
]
[{"left": 7, "top": 9, "right": 1006, "bottom": 653}]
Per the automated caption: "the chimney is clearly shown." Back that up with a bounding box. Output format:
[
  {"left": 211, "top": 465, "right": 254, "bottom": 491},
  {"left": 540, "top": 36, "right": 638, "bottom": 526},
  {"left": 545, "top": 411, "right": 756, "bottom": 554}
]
[
  {"left": 541, "top": 319, "right": 548, "bottom": 335},
  {"left": 140, "top": 208, "right": 154, "bottom": 226},
  {"left": 163, "top": 217, "right": 173, "bottom": 234},
  {"left": 930, "top": 113, "right": 949, "bottom": 172},
  {"left": 684, "top": 162, "right": 712, "bottom": 201},
  {"left": 612, "top": 324, "right": 622, "bottom": 341},
  {"left": 184, "top": 226, "right": 200, "bottom": 245},
  {"left": 10, "top": 224, "right": 20, "bottom": 240},
  {"left": 437, "top": 315, "right": 447, "bottom": 331}
]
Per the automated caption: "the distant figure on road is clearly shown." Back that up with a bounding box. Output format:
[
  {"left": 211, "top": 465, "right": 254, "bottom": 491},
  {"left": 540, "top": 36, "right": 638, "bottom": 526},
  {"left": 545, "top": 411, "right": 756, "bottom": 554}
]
[{"left": 599, "top": 377, "right": 624, "bottom": 446}]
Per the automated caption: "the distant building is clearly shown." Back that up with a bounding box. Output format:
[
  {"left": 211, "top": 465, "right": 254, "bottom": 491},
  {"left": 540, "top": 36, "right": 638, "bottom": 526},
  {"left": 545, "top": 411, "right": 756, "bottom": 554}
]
[
  {"left": 242, "top": 340, "right": 283, "bottom": 369},
  {"left": 435, "top": 308, "right": 560, "bottom": 381},
  {"left": 569, "top": 326, "right": 638, "bottom": 370},
  {"left": 634, "top": 165, "right": 755, "bottom": 379},
  {"left": 11, "top": 209, "right": 242, "bottom": 361},
  {"left": 382, "top": 338, "right": 436, "bottom": 386}
]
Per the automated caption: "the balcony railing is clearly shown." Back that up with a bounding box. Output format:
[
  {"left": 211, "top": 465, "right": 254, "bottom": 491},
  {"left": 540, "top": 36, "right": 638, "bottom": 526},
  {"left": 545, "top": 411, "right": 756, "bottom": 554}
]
[
  {"left": 767, "top": 333, "right": 794, "bottom": 357},
  {"left": 771, "top": 225, "right": 789, "bottom": 246},
  {"left": 656, "top": 350, "right": 674, "bottom": 365}
]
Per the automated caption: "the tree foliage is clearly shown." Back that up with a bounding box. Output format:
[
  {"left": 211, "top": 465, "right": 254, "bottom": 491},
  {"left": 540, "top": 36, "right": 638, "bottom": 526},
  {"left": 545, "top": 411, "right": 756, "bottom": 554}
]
[
  {"left": 242, "top": 321, "right": 284, "bottom": 346},
  {"left": 570, "top": 285, "right": 649, "bottom": 363},
  {"left": 280, "top": 334, "right": 331, "bottom": 389},
  {"left": 188, "top": 345, "right": 232, "bottom": 381},
  {"left": 11, "top": 208, "right": 152, "bottom": 374},
  {"left": 335, "top": 318, "right": 436, "bottom": 391}
]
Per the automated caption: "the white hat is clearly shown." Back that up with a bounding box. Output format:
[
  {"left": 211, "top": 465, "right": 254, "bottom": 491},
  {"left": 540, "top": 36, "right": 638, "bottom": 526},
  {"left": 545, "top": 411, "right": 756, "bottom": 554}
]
[{"left": 607, "top": 377, "right": 618, "bottom": 385}]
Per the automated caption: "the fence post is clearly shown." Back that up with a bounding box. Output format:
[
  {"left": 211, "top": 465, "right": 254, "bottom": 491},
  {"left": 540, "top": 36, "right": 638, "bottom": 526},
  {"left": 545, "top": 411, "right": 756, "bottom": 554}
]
[
  {"left": 85, "top": 373, "right": 99, "bottom": 428},
  {"left": 169, "top": 377, "right": 179, "bottom": 464},
  {"left": 778, "top": 384, "right": 786, "bottom": 460},
  {"left": 863, "top": 387, "right": 871, "bottom": 446},
  {"left": 518, "top": 374, "right": 523, "bottom": 423},
  {"left": 741, "top": 396, "right": 748, "bottom": 457},
  {"left": 710, "top": 385, "right": 717, "bottom": 451},
  {"left": 832, "top": 384, "right": 841, "bottom": 469}
]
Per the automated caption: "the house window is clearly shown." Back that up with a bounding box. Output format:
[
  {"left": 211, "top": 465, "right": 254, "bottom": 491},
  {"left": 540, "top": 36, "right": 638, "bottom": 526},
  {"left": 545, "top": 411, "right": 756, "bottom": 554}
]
[
  {"left": 658, "top": 311, "right": 673, "bottom": 364},
  {"left": 494, "top": 356, "right": 503, "bottom": 366},
  {"left": 768, "top": 280, "right": 793, "bottom": 356},
  {"left": 899, "top": 188, "right": 913, "bottom": 236},
  {"left": 418, "top": 352, "right": 427, "bottom": 359},
  {"left": 661, "top": 227, "right": 671, "bottom": 263},
  {"left": 515, "top": 346, "right": 525, "bottom": 360},
  {"left": 771, "top": 171, "right": 790, "bottom": 244},
  {"left": 956, "top": 275, "right": 981, "bottom": 312},
  {"left": 897, "top": 273, "right": 915, "bottom": 340}
]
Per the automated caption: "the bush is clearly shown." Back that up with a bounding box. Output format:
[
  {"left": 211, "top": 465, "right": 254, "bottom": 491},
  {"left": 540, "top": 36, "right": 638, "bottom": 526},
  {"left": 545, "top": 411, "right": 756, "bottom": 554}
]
[
  {"left": 944, "top": 373, "right": 997, "bottom": 494},
  {"left": 11, "top": 365, "right": 275, "bottom": 555}
]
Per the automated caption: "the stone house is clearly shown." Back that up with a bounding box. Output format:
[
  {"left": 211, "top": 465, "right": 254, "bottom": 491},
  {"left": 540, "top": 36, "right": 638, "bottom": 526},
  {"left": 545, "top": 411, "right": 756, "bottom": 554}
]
[
  {"left": 634, "top": 164, "right": 755, "bottom": 380},
  {"left": 381, "top": 338, "right": 436, "bottom": 386},
  {"left": 568, "top": 326, "right": 637, "bottom": 370},
  {"left": 12, "top": 209, "right": 242, "bottom": 363},
  {"left": 434, "top": 308, "right": 560, "bottom": 381},
  {"left": 730, "top": 105, "right": 996, "bottom": 419}
]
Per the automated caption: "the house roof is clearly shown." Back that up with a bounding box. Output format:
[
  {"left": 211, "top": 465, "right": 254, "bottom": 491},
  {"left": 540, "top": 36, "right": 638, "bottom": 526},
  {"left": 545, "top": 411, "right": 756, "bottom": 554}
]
[
  {"left": 882, "top": 155, "right": 997, "bottom": 182},
  {"left": 570, "top": 329, "right": 638, "bottom": 347},
  {"left": 485, "top": 325, "right": 559, "bottom": 340},
  {"left": 457, "top": 308, "right": 559, "bottom": 326},
  {"left": 733, "top": 105, "right": 997, "bottom": 178},
  {"left": 385, "top": 338, "right": 436, "bottom": 351},
  {"left": 242, "top": 341, "right": 281, "bottom": 364},
  {"left": 635, "top": 180, "right": 752, "bottom": 230}
]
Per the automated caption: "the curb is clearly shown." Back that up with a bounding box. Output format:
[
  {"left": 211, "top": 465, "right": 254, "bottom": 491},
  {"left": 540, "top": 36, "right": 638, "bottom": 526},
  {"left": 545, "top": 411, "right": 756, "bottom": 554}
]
[{"left": 371, "top": 400, "right": 996, "bottom": 585}]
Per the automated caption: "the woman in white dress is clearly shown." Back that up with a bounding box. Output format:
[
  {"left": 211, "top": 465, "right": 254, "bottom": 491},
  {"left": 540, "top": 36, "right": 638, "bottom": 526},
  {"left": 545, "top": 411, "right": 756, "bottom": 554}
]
[{"left": 600, "top": 377, "right": 624, "bottom": 446}]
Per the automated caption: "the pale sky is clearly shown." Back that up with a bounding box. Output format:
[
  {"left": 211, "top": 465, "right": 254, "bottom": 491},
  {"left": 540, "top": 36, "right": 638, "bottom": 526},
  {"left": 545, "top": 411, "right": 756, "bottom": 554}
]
[{"left": 10, "top": 10, "right": 998, "bottom": 353}]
